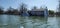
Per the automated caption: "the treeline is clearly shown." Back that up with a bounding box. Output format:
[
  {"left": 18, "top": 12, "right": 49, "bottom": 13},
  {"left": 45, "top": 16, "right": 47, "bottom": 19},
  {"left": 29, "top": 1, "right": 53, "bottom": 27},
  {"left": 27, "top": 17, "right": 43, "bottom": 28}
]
[
  {"left": 0, "top": 3, "right": 28, "bottom": 15},
  {"left": 55, "top": 12, "right": 60, "bottom": 16},
  {"left": 0, "top": 3, "right": 55, "bottom": 16},
  {"left": 0, "top": 6, "right": 20, "bottom": 15}
]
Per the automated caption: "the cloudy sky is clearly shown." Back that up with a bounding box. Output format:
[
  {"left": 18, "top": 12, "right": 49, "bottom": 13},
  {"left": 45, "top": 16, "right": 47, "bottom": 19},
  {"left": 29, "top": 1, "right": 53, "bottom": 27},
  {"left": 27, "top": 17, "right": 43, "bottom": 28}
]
[{"left": 0, "top": 0, "right": 58, "bottom": 11}]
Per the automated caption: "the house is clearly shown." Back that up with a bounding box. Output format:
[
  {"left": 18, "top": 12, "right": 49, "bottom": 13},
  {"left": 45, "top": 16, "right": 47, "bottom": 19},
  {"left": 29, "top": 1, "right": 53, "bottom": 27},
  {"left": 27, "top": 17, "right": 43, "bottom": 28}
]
[{"left": 28, "top": 7, "right": 48, "bottom": 17}]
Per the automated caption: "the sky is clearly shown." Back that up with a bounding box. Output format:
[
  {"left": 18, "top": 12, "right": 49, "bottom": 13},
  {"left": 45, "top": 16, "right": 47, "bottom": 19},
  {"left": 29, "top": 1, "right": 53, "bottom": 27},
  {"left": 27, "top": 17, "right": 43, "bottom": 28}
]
[{"left": 0, "top": 0, "right": 58, "bottom": 11}]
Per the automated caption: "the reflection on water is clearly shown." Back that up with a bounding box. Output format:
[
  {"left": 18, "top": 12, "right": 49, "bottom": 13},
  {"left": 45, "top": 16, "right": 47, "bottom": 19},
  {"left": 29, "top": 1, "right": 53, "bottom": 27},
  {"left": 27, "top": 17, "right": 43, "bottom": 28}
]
[
  {"left": 0, "top": 15, "right": 60, "bottom": 28},
  {"left": 20, "top": 16, "right": 47, "bottom": 28},
  {"left": 47, "top": 17, "right": 59, "bottom": 28},
  {"left": 56, "top": 17, "right": 60, "bottom": 28}
]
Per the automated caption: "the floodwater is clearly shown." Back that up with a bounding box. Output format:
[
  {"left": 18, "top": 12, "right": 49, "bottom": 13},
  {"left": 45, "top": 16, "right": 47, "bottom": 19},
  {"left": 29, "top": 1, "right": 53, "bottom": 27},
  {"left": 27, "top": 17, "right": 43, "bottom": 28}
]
[{"left": 0, "top": 15, "right": 60, "bottom": 28}]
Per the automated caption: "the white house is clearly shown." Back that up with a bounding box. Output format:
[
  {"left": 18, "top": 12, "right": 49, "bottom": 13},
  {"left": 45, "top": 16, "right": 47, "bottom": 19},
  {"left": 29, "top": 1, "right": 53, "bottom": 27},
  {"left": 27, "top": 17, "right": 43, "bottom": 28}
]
[{"left": 28, "top": 7, "right": 48, "bottom": 17}]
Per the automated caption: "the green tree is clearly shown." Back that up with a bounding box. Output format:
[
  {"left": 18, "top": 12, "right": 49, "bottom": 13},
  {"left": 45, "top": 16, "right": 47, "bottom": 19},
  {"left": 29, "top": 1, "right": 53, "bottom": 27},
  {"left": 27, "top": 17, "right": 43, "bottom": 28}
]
[{"left": 49, "top": 10, "right": 54, "bottom": 15}]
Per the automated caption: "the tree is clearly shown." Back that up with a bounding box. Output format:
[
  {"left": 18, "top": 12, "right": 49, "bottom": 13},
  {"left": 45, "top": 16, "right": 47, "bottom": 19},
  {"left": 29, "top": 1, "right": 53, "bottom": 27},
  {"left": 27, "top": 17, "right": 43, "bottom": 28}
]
[
  {"left": 58, "top": 0, "right": 60, "bottom": 12},
  {"left": 49, "top": 10, "right": 54, "bottom": 15},
  {"left": 6, "top": 7, "right": 14, "bottom": 14},
  {"left": 0, "top": 6, "right": 4, "bottom": 14},
  {"left": 12, "top": 9, "right": 19, "bottom": 15},
  {"left": 32, "top": 6, "right": 37, "bottom": 10},
  {"left": 19, "top": 3, "right": 28, "bottom": 14}
]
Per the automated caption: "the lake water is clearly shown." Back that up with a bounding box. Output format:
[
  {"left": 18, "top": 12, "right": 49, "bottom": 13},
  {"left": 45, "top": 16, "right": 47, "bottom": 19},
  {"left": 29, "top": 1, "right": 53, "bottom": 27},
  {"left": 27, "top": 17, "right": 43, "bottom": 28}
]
[{"left": 0, "top": 15, "right": 60, "bottom": 28}]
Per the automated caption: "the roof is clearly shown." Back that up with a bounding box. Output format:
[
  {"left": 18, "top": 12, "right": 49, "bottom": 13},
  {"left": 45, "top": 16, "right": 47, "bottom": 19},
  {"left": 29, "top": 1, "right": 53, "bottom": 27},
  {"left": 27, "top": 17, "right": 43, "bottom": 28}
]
[{"left": 31, "top": 9, "right": 45, "bottom": 11}]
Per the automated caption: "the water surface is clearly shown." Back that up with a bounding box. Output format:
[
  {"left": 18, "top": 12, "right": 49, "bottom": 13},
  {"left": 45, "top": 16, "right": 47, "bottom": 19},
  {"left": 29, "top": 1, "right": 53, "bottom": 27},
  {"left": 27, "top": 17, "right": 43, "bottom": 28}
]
[{"left": 0, "top": 15, "right": 60, "bottom": 28}]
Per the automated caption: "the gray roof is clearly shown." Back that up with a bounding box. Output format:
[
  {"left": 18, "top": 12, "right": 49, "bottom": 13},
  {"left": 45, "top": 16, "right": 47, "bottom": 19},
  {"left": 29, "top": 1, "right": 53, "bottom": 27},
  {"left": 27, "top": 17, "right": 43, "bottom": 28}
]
[{"left": 31, "top": 9, "right": 45, "bottom": 11}]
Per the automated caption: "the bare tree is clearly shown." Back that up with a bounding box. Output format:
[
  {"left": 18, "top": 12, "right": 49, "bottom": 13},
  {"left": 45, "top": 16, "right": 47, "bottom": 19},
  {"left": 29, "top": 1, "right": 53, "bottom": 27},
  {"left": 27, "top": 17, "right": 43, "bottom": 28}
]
[
  {"left": 19, "top": 3, "right": 28, "bottom": 14},
  {"left": 6, "top": 7, "right": 14, "bottom": 14},
  {"left": 58, "top": 0, "right": 60, "bottom": 12},
  {"left": 0, "top": 6, "right": 4, "bottom": 14},
  {"left": 32, "top": 6, "right": 37, "bottom": 10}
]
